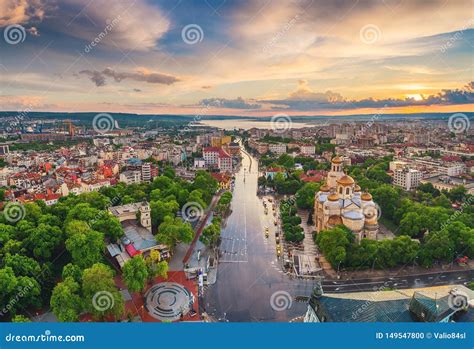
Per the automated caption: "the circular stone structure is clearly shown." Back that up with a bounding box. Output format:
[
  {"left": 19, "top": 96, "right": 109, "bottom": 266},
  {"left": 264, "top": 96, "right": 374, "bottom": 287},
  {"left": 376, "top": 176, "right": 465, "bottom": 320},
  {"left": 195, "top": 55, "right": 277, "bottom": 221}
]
[{"left": 144, "top": 282, "right": 194, "bottom": 321}]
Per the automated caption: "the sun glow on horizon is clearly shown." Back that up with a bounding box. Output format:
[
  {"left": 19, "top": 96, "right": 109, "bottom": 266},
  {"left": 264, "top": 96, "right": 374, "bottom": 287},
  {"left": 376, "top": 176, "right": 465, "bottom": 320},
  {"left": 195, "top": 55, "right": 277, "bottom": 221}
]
[{"left": 405, "top": 94, "right": 424, "bottom": 101}]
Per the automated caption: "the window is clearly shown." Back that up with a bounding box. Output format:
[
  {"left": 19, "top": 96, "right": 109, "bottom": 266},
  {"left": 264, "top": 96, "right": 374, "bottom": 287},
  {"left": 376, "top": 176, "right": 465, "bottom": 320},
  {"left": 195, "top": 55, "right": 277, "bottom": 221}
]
[
  {"left": 339, "top": 187, "right": 343, "bottom": 194},
  {"left": 346, "top": 188, "right": 350, "bottom": 195}
]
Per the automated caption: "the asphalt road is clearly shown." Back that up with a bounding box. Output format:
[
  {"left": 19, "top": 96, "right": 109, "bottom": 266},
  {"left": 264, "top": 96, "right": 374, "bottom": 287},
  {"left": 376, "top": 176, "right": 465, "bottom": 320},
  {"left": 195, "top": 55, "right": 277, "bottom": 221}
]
[{"left": 204, "top": 148, "right": 317, "bottom": 322}]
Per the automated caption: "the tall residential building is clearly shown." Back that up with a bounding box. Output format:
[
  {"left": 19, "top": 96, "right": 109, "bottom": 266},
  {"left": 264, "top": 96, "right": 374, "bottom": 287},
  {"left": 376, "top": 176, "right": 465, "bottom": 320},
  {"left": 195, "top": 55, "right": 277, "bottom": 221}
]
[
  {"left": 393, "top": 168, "right": 422, "bottom": 191},
  {"left": 141, "top": 163, "right": 151, "bottom": 182}
]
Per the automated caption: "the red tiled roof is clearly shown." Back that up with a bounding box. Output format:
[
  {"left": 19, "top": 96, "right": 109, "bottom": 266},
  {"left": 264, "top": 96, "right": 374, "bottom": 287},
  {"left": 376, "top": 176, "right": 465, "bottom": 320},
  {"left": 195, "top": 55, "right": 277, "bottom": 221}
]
[
  {"left": 211, "top": 172, "right": 230, "bottom": 182},
  {"left": 300, "top": 174, "right": 325, "bottom": 183},
  {"left": 442, "top": 155, "right": 461, "bottom": 162},
  {"left": 203, "top": 147, "right": 221, "bottom": 153},
  {"left": 218, "top": 148, "right": 231, "bottom": 158},
  {"left": 125, "top": 244, "right": 141, "bottom": 257}
]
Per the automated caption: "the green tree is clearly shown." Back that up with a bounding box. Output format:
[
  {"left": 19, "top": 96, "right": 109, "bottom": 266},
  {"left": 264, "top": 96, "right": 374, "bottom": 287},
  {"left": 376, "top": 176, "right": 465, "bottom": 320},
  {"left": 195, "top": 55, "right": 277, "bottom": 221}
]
[
  {"left": 25, "top": 224, "right": 63, "bottom": 260},
  {"left": 12, "top": 315, "right": 31, "bottom": 322},
  {"left": 372, "top": 184, "right": 400, "bottom": 220},
  {"left": 91, "top": 215, "right": 124, "bottom": 242},
  {"left": 447, "top": 186, "right": 467, "bottom": 202},
  {"left": 432, "top": 194, "right": 452, "bottom": 208},
  {"left": 145, "top": 250, "right": 168, "bottom": 281},
  {"left": 62, "top": 263, "right": 82, "bottom": 284},
  {"left": 66, "top": 229, "right": 105, "bottom": 269},
  {"left": 316, "top": 226, "right": 353, "bottom": 267},
  {"left": 296, "top": 182, "right": 320, "bottom": 209},
  {"left": 82, "top": 263, "right": 124, "bottom": 320},
  {"left": 50, "top": 277, "right": 83, "bottom": 322},
  {"left": 150, "top": 200, "right": 179, "bottom": 227},
  {"left": 200, "top": 223, "right": 221, "bottom": 246},
  {"left": 0, "top": 267, "right": 18, "bottom": 307},
  {"left": 156, "top": 216, "right": 194, "bottom": 247},
  {"left": 4, "top": 254, "right": 41, "bottom": 277},
  {"left": 122, "top": 255, "right": 148, "bottom": 293},
  {"left": 399, "top": 212, "right": 424, "bottom": 237},
  {"left": 420, "top": 231, "right": 455, "bottom": 267}
]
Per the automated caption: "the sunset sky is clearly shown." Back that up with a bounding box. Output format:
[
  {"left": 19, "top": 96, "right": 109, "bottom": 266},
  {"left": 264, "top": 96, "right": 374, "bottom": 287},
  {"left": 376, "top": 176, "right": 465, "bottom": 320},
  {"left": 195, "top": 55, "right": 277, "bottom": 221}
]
[{"left": 0, "top": 0, "right": 473, "bottom": 116}]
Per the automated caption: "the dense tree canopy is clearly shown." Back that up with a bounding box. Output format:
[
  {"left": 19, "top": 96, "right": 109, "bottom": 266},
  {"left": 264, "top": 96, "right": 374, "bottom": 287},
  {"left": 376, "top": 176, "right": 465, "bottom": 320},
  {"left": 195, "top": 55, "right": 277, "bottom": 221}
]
[{"left": 122, "top": 256, "right": 148, "bottom": 293}]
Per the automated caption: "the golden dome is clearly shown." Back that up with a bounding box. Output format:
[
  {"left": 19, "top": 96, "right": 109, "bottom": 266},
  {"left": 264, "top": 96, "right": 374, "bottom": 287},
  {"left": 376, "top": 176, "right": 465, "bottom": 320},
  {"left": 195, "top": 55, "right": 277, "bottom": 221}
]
[
  {"left": 320, "top": 184, "right": 330, "bottom": 192},
  {"left": 337, "top": 175, "right": 355, "bottom": 186},
  {"left": 328, "top": 215, "right": 343, "bottom": 225},
  {"left": 354, "top": 185, "right": 361, "bottom": 192},
  {"left": 332, "top": 156, "right": 343, "bottom": 164},
  {"left": 361, "top": 192, "right": 373, "bottom": 201},
  {"left": 328, "top": 193, "right": 339, "bottom": 201}
]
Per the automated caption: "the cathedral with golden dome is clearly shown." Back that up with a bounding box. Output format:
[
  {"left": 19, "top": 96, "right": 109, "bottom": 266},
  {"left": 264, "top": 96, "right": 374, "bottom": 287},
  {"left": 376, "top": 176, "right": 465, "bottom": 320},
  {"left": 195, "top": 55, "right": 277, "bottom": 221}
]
[{"left": 314, "top": 156, "right": 379, "bottom": 241}]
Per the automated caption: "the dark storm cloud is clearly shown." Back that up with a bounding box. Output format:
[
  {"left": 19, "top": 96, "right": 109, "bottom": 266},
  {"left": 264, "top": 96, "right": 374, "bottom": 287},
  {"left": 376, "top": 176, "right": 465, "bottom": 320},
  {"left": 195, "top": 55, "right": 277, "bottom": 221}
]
[{"left": 78, "top": 68, "right": 180, "bottom": 87}]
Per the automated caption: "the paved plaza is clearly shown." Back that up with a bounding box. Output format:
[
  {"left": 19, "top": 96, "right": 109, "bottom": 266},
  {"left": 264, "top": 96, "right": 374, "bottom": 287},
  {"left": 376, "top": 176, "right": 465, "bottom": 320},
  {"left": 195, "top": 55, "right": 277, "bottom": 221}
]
[{"left": 144, "top": 282, "right": 194, "bottom": 321}]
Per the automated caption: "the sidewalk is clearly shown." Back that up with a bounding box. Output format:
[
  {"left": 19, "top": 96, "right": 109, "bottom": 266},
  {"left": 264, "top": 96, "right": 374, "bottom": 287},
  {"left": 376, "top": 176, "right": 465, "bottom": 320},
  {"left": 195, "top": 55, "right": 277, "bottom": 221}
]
[
  {"left": 324, "top": 260, "right": 474, "bottom": 280},
  {"left": 182, "top": 192, "right": 223, "bottom": 265}
]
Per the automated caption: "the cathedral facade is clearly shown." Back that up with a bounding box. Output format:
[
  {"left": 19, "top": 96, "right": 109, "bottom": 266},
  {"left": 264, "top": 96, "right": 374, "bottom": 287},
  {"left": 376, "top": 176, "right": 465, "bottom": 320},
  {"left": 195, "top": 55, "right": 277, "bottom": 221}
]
[{"left": 314, "top": 156, "right": 379, "bottom": 241}]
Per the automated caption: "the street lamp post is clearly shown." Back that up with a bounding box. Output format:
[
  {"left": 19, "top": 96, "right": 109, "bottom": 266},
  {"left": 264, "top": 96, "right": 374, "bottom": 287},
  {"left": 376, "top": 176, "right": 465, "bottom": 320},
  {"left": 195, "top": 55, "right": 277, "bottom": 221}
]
[{"left": 371, "top": 257, "right": 377, "bottom": 272}]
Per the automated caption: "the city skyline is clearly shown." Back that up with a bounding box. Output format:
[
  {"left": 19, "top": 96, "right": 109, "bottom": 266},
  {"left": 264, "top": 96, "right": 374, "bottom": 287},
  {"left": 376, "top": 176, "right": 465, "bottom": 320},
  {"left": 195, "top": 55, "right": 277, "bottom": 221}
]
[{"left": 0, "top": 0, "right": 473, "bottom": 116}]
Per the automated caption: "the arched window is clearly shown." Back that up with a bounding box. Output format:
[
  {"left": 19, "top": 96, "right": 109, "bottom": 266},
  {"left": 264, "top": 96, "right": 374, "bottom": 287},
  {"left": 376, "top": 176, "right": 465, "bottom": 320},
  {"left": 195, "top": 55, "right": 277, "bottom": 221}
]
[
  {"left": 339, "top": 187, "right": 343, "bottom": 194},
  {"left": 346, "top": 188, "right": 350, "bottom": 195}
]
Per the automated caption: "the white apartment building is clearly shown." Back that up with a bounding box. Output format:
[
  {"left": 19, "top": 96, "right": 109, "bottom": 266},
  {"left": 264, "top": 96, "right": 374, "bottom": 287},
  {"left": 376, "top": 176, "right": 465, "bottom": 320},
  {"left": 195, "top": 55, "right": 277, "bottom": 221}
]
[
  {"left": 218, "top": 153, "right": 233, "bottom": 172},
  {"left": 393, "top": 168, "right": 422, "bottom": 191},
  {"left": 268, "top": 143, "right": 287, "bottom": 155},
  {"left": 141, "top": 163, "right": 151, "bottom": 182},
  {"left": 300, "top": 144, "right": 316, "bottom": 156},
  {"left": 203, "top": 147, "right": 220, "bottom": 166},
  {"left": 81, "top": 179, "right": 110, "bottom": 192},
  {"left": 119, "top": 170, "right": 142, "bottom": 185}
]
